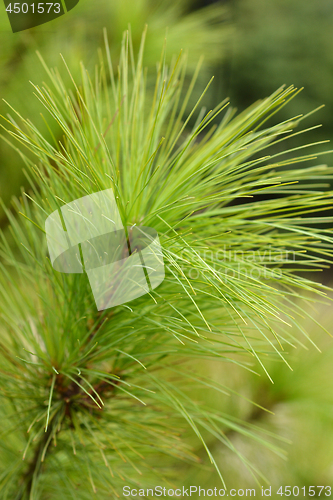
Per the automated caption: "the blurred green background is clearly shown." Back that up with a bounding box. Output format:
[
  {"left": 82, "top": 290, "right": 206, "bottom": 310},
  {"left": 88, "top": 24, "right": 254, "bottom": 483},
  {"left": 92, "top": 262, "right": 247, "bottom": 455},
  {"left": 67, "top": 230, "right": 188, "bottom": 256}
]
[{"left": 1, "top": 0, "right": 333, "bottom": 494}]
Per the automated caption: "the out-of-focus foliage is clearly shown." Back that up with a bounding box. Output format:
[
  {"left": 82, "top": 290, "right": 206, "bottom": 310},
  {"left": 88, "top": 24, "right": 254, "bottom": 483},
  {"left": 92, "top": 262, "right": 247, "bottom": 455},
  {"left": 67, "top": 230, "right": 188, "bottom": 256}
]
[
  {"left": 182, "top": 299, "right": 333, "bottom": 493},
  {"left": 225, "top": 0, "right": 333, "bottom": 145}
]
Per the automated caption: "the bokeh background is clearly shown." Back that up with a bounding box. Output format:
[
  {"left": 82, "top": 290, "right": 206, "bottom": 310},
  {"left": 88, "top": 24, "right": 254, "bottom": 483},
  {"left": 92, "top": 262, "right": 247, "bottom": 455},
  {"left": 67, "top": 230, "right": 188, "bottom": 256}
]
[{"left": 1, "top": 0, "right": 333, "bottom": 494}]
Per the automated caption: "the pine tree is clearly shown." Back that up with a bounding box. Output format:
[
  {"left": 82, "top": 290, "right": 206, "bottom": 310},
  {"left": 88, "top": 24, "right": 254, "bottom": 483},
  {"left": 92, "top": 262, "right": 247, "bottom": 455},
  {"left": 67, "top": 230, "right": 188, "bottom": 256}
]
[{"left": 0, "top": 29, "right": 332, "bottom": 499}]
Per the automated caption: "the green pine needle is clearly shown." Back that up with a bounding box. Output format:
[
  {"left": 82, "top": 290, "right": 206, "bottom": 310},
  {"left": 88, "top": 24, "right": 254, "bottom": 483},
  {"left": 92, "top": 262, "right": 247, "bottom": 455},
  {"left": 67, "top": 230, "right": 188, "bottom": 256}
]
[{"left": 0, "top": 29, "right": 332, "bottom": 498}]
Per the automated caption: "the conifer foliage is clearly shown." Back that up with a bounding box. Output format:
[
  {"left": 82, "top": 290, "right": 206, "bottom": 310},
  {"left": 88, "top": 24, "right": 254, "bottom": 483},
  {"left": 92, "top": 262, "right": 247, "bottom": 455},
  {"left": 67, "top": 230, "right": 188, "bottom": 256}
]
[{"left": 0, "top": 30, "right": 332, "bottom": 498}]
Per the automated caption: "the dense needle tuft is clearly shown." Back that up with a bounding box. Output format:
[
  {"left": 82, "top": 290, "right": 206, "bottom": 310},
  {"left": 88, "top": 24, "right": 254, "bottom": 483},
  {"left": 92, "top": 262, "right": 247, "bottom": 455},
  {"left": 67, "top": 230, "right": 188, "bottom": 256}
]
[{"left": 0, "top": 29, "right": 332, "bottom": 498}]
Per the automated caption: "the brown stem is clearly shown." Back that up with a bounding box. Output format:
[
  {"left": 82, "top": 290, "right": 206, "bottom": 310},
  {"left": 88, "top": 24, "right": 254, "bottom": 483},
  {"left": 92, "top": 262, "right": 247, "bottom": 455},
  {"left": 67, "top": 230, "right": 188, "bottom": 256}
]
[{"left": 17, "top": 426, "right": 54, "bottom": 500}]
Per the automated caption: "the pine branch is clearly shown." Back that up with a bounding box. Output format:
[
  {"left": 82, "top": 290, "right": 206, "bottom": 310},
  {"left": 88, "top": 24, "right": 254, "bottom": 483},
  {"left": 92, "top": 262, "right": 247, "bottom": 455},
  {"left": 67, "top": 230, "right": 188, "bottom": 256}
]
[{"left": 0, "top": 28, "right": 332, "bottom": 497}]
